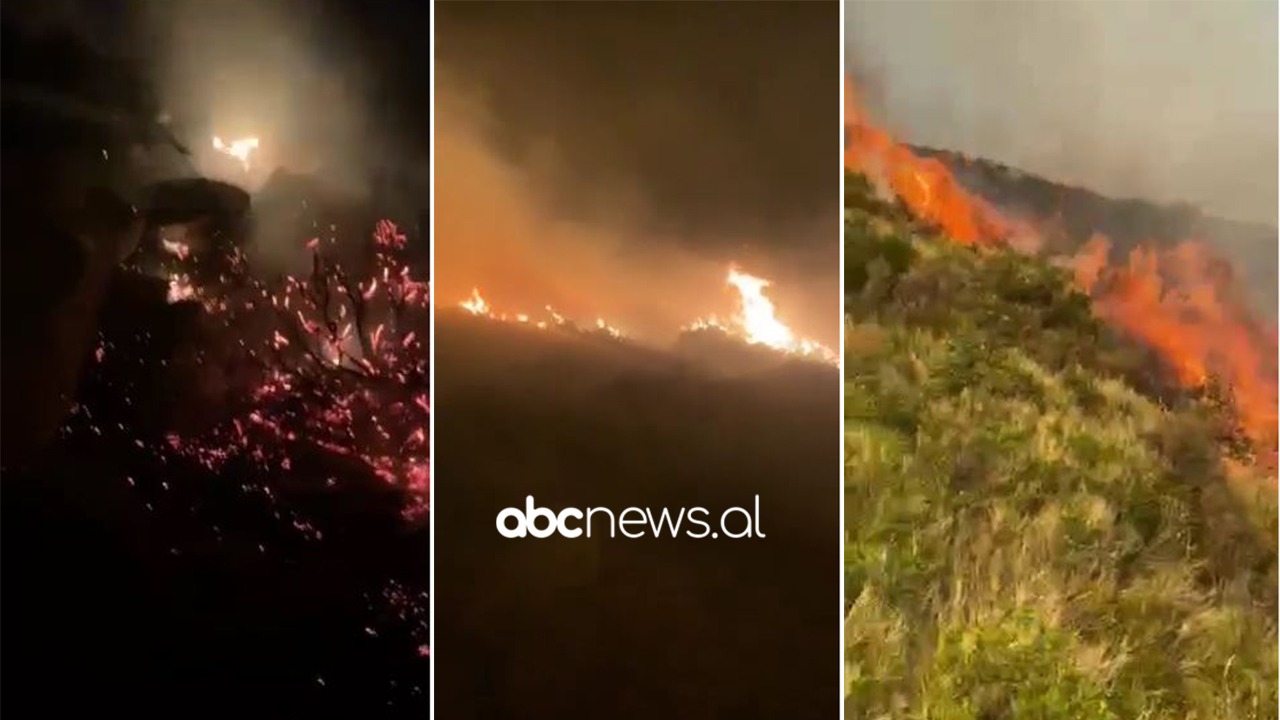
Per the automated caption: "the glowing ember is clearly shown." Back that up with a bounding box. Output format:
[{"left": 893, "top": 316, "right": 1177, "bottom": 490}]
[
  {"left": 65, "top": 211, "right": 431, "bottom": 681},
  {"left": 157, "top": 218, "right": 430, "bottom": 519},
  {"left": 212, "top": 135, "right": 260, "bottom": 171},
  {"left": 167, "top": 274, "right": 196, "bottom": 303},
  {"left": 161, "top": 239, "right": 191, "bottom": 260}
]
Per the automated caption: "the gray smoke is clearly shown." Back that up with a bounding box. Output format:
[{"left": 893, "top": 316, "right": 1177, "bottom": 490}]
[{"left": 846, "top": 0, "right": 1278, "bottom": 226}]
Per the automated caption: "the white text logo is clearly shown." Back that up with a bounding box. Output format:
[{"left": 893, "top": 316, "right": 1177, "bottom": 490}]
[{"left": 496, "top": 495, "right": 766, "bottom": 540}]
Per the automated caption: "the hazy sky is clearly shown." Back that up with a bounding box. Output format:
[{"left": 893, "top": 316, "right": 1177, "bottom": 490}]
[{"left": 846, "top": 0, "right": 1278, "bottom": 225}]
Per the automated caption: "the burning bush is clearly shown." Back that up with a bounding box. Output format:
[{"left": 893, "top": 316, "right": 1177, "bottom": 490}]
[{"left": 156, "top": 218, "right": 430, "bottom": 520}]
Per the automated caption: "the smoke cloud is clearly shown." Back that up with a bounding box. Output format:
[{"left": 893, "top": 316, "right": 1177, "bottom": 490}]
[
  {"left": 132, "top": 0, "right": 377, "bottom": 196},
  {"left": 3, "top": 0, "right": 437, "bottom": 275},
  {"left": 7, "top": 0, "right": 840, "bottom": 345},
  {"left": 846, "top": 1, "right": 1278, "bottom": 226},
  {"left": 4, "top": 0, "right": 435, "bottom": 200},
  {"left": 436, "top": 1, "right": 841, "bottom": 347}
]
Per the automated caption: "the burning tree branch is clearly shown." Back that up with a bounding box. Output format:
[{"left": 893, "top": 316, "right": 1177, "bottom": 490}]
[{"left": 165, "top": 219, "right": 431, "bottom": 521}]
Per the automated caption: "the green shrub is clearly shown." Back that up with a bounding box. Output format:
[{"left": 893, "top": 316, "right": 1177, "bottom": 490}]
[{"left": 844, "top": 196, "right": 1277, "bottom": 719}]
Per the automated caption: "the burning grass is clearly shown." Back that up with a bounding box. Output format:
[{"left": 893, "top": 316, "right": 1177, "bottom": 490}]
[
  {"left": 456, "top": 266, "right": 838, "bottom": 367},
  {"left": 843, "top": 78, "right": 1277, "bottom": 717},
  {"left": 845, "top": 77, "right": 1277, "bottom": 466}
]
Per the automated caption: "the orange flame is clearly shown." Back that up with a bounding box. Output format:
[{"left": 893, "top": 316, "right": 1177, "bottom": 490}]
[
  {"left": 727, "top": 268, "right": 796, "bottom": 350},
  {"left": 459, "top": 268, "right": 834, "bottom": 365},
  {"left": 719, "top": 267, "right": 836, "bottom": 362},
  {"left": 844, "top": 78, "right": 1014, "bottom": 247},
  {"left": 1071, "top": 237, "right": 1279, "bottom": 457},
  {"left": 459, "top": 287, "right": 490, "bottom": 316},
  {"left": 456, "top": 288, "right": 618, "bottom": 336},
  {"left": 685, "top": 267, "right": 836, "bottom": 364},
  {"left": 845, "top": 76, "right": 1278, "bottom": 464}
]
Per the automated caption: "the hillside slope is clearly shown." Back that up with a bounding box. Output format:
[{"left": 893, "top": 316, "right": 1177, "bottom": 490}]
[
  {"left": 843, "top": 171, "right": 1277, "bottom": 719},
  {"left": 909, "top": 145, "right": 1278, "bottom": 322},
  {"left": 435, "top": 312, "right": 840, "bottom": 718}
]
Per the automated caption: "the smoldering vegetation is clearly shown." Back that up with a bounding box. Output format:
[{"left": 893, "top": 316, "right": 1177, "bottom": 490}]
[{"left": 2, "top": 2, "right": 431, "bottom": 714}]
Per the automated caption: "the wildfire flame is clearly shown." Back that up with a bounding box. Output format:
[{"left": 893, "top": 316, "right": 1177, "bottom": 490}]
[
  {"left": 457, "top": 288, "right": 616, "bottom": 336},
  {"left": 700, "top": 267, "right": 837, "bottom": 363},
  {"left": 1071, "top": 236, "right": 1279, "bottom": 457},
  {"left": 595, "top": 318, "right": 624, "bottom": 340},
  {"left": 212, "top": 135, "right": 260, "bottom": 171},
  {"left": 726, "top": 268, "right": 794, "bottom": 349},
  {"left": 459, "top": 287, "right": 490, "bottom": 316},
  {"left": 844, "top": 78, "right": 1015, "bottom": 247},
  {"left": 456, "top": 267, "right": 833, "bottom": 365},
  {"left": 844, "top": 76, "right": 1278, "bottom": 464}
]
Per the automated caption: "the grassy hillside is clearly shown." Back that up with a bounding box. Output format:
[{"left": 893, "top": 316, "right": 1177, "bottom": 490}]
[{"left": 843, "top": 171, "right": 1278, "bottom": 719}]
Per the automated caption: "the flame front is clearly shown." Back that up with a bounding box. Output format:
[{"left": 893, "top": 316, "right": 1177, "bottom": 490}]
[
  {"left": 1071, "top": 236, "right": 1279, "bottom": 457},
  {"left": 455, "top": 267, "right": 833, "bottom": 365},
  {"left": 212, "top": 135, "right": 260, "bottom": 171},
  {"left": 844, "top": 78, "right": 1012, "bottom": 247},
  {"left": 456, "top": 288, "right": 615, "bottom": 336},
  {"left": 845, "top": 76, "right": 1278, "bottom": 463}
]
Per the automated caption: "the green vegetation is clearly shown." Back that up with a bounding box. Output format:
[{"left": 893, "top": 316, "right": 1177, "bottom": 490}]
[{"left": 843, "top": 171, "right": 1278, "bottom": 719}]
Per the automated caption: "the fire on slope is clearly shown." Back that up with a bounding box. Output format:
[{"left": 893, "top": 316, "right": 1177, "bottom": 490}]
[
  {"left": 844, "top": 76, "right": 1279, "bottom": 462},
  {"left": 459, "top": 288, "right": 625, "bottom": 339},
  {"left": 687, "top": 267, "right": 838, "bottom": 364},
  {"left": 844, "top": 79, "right": 1016, "bottom": 248},
  {"left": 1072, "top": 236, "right": 1279, "bottom": 458},
  {"left": 458, "top": 266, "right": 837, "bottom": 365}
]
